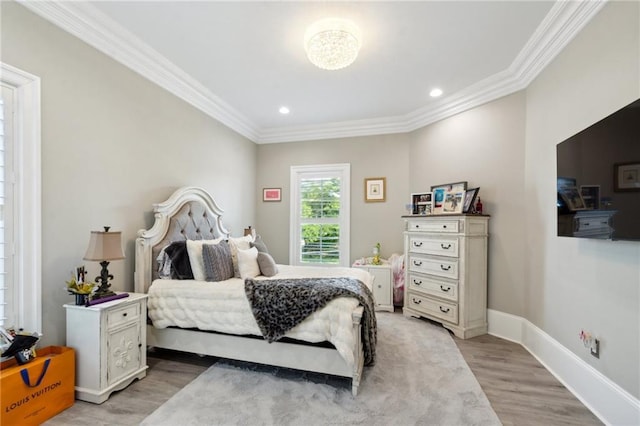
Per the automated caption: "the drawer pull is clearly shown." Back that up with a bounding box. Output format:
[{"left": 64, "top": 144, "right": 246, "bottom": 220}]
[
  {"left": 412, "top": 298, "right": 422, "bottom": 305},
  {"left": 439, "top": 306, "right": 450, "bottom": 313},
  {"left": 440, "top": 265, "right": 451, "bottom": 271},
  {"left": 413, "top": 260, "right": 423, "bottom": 266},
  {"left": 413, "top": 279, "right": 422, "bottom": 286},
  {"left": 123, "top": 312, "right": 128, "bottom": 317},
  {"left": 440, "top": 243, "right": 451, "bottom": 250},
  {"left": 413, "top": 241, "right": 423, "bottom": 247},
  {"left": 440, "top": 285, "right": 451, "bottom": 292},
  {"left": 442, "top": 225, "right": 447, "bottom": 229}
]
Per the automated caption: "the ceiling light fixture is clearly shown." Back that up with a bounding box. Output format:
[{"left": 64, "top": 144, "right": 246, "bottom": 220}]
[
  {"left": 279, "top": 106, "right": 290, "bottom": 115},
  {"left": 430, "top": 88, "right": 443, "bottom": 97},
  {"left": 304, "top": 18, "right": 362, "bottom": 71}
]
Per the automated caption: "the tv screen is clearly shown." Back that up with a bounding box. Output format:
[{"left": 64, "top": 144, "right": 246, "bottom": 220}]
[{"left": 556, "top": 98, "right": 640, "bottom": 241}]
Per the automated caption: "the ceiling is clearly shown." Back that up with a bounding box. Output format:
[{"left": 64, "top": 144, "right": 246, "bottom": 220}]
[{"left": 20, "top": 1, "right": 605, "bottom": 143}]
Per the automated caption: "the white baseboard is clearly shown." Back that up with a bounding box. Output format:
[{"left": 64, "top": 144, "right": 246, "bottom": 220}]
[{"left": 487, "top": 309, "right": 640, "bottom": 426}]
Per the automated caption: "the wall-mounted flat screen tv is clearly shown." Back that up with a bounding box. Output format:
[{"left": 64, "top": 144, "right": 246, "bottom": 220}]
[{"left": 556, "top": 98, "right": 639, "bottom": 241}]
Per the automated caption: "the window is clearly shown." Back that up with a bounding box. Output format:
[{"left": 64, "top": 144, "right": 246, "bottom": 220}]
[
  {"left": 0, "top": 63, "right": 41, "bottom": 333},
  {"left": 290, "top": 164, "right": 350, "bottom": 267}
]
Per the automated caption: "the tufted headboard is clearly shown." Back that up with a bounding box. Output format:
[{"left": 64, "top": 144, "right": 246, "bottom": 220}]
[{"left": 135, "top": 187, "right": 230, "bottom": 294}]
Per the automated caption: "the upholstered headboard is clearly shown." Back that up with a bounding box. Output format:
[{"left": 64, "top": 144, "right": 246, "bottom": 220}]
[{"left": 135, "top": 187, "right": 230, "bottom": 294}]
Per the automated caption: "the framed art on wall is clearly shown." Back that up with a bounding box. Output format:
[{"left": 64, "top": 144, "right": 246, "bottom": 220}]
[
  {"left": 614, "top": 162, "right": 640, "bottom": 192},
  {"left": 263, "top": 188, "right": 281, "bottom": 202},
  {"left": 365, "top": 177, "right": 386, "bottom": 202}
]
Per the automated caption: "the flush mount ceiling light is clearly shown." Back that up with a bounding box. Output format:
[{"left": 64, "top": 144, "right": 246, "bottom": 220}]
[{"left": 304, "top": 18, "right": 362, "bottom": 71}]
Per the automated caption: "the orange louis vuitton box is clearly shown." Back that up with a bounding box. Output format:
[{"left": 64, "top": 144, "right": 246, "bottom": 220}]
[{"left": 1, "top": 346, "right": 75, "bottom": 426}]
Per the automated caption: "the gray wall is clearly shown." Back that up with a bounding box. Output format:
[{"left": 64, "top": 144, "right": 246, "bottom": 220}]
[
  {"left": 1, "top": 2, "right": 257, "bottom": 347},
  {"left": 256, "top": 134, "right": 411, "bottom": 264},
  {"left": 525, "top": 1, "right": 639, "bottom": 398}
]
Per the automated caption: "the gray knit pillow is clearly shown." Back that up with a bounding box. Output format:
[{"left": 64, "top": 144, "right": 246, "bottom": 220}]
[
  {"left": 202, "top": 241, "right": 234, "bottom": 282},
  {"left": 257, "top": 252, "right": 278, "bottom": 277}
]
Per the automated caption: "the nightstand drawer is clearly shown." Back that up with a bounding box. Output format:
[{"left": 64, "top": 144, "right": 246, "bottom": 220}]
[
  {"left": 409, "top": 236, "right": 459, "bottom": 258},
  {"left": 408, "top": 273, "right": 458, "bottom": 302},
  {"left": 407, "top": 219, "right": 459, "bottom": 233},
  {"left": 407, "top": 293, "right": 458, "bottom": 324},
  {"left": 107, "top": 303, "right": 140, "bottom": 330},
  {"left": 408, "top": 254, "right": 458, "bottom": 280}
]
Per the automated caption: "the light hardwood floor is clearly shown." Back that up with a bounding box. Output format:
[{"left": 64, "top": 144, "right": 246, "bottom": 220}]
[{"left": 46, "top": 322, "right": 603, "bottom": 425}]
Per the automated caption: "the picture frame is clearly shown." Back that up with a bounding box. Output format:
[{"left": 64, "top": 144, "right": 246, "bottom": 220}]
[
  {"left": 365, "top": 177, "right": 386, "bottom": 202},
  {"left": 463, "top": 187, "right": 480, "bottom": 213},
  {"left": 442, "top": 191, "right": 465, "bottom": 214},
  {"left": 613, "top": 162, "right": 640, "bottom": 192},
  {"left": 262, "top": 188, "right": 281, "bottom": 202},
  {"left": 410, "top": 192, "right": 433, "bottom": 215},
  {"left": 558, "top": 186, "right": 587, "bottom": 211},
  {"left": 431, "top": 181, "right": 467, "bottom": 214},
  {"left": 579, "top": 185, "right": 600, "bottom": 209}
]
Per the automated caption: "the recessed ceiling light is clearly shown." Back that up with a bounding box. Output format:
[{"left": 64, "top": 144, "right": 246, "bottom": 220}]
[
  {"left": 430, "top": 88, "right": 443, "bottom": 97},
  {"left": 279, "top": 106, "right": 290, "bottom": 115}
]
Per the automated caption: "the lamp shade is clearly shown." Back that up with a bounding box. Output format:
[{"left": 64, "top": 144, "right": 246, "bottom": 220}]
[{"left": 83, "top": 230, "right": 125, "bottom": 261}]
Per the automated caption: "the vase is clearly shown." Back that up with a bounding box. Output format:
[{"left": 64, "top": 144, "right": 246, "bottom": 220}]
[{"left": 75, "top": 294, "right": 87, "bottom": 306}]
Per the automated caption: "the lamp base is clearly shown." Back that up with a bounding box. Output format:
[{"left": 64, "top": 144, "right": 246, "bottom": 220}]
[{"left": 91, "top": 289, "right": 116, "bottom": 301}]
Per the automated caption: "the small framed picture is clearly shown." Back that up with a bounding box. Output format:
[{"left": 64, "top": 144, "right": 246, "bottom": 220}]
[
  {"left": 411, "top": 192, "right": 433, "bottom": 215},
  {"left": 263, "top": 188, "right": 281, "bottom": 202},
  {"left": 614, "top": 162, "right": 640, "bottom": 192},
  {"left": 442, "top": 191, "right": 465, "bottom": 214},
  {"left": 580, "top": 185, "right": 600, "bottom": 209},
  {"left": 463, "top": 187, "right": 480, "bottom": 213},
  {"left": 365, "top": 177, "right": 386, "bottom": 202},
  {"left": 558, "top": 186, "right": 586, "bottom": 211},
  {"left": 431, "top": 181, "right": 467, "bottom": 214}
]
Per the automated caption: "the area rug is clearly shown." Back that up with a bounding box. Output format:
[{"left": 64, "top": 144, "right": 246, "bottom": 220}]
[{"left": 141, "top": 312, "right": 500, "bottom": 426}]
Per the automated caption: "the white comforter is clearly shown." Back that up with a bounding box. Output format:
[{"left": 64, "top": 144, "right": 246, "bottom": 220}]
[{"left": 147, "top": 265, "right": 372, "bottom": 368}]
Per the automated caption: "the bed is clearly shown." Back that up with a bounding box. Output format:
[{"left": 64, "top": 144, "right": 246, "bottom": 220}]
[{"left": 134, "top": 186, "right": 376, "bottom": 395}]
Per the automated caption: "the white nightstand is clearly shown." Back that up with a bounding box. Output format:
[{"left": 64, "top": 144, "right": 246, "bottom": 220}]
[
  {"left": 354, "top": 264, "right": 394, "bottom": 312},
  {"left": 64, "top": 292, "right": 148, "bottom": 404}
]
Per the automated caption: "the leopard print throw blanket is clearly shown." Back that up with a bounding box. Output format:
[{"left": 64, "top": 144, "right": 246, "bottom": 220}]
[{"left": 244, "top": 277, "right": 377, "bottom": 366}]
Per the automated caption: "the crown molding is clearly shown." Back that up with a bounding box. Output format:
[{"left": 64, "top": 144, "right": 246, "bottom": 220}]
[
  {"left": 17, "top": 0, "right": 260, "bottom": 142},
  {"left": 18, "top": 0, "right": 606, "bottom": 144}
]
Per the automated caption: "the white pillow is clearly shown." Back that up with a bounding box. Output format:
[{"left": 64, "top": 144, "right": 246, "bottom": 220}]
[
  {"left": 228, "top": 235, "right": 254, "bottom": 277},
  {"left": 237, "top": 246, "right": 260, "bottom": 279},
  {"left": 186, "top": 238, "right": 223, "bottom": 281}
]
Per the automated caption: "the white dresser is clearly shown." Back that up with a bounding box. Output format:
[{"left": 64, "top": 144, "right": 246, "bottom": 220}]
[
  {"left": 64, "top": 293, "right": 148, "bottom": 403},
  {"left": 354, "top": 264, "right": 394, "bottom": 312},
  {"left": 403, "top": 215, "right": 489, "bottom": 339}
]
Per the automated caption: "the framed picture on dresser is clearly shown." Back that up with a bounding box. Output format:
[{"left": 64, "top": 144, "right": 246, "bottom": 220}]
[
  {"left": 431, "top": 181, "right": 467, "bottom": 214},
  {"left": 411, "top": 192, "right": 433, "bottom": 215}
]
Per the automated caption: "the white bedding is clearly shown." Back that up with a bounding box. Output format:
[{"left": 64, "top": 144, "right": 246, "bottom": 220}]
[{"left": 147, "top": 265, "right": 372, "bottom": 368}]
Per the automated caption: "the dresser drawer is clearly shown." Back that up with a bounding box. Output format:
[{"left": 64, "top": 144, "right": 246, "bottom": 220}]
[
  {"left": 407, "top": 219, "right": 459, "bottom": 233},
  {"left": 409, "top": 236, "right": 459, "bottom": 258},
  {"left": 408, "top": 273, "right": 458, "bottom": 302},
  {"left": 408, "top": 254, "right": 458, "bottom": 280},
  {"left": 407, "top": 293, "right": 458, "bottom": 324},
  {"left": 107, "top": 303, "right": 140, "bottom": 330}
]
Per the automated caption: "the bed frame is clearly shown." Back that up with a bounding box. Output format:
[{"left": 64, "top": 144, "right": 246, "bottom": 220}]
[{"left": 134, "top": 186, "right": 365, "bottom": 395}]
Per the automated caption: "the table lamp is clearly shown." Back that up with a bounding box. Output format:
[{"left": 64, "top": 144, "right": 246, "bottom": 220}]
[{"left": 83, "top": 226, "right": 125, "bottom": 300}]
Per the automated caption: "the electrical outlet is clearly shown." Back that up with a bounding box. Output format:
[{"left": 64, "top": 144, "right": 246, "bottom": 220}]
[{"left": 590, "top": 338, "right": 600, "bottom": 358}]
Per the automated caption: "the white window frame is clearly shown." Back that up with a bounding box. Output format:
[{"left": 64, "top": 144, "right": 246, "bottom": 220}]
[
  {"left": 289, "top": 163, "right": 350, "bottom": 267},
  {"left": 1, "top": 63, "right": 41, "bottom": 333}
]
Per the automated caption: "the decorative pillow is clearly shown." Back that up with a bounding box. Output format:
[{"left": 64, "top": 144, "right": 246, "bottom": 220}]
[
  {"left": 237, "top": 246, "right": 260, "bottom": 279},
  {"left": 228, "top": 235, "right": 254, "bottom": 277},
  {"left": 202, "top": 241, "right": 234, "bottom": 282},
  {"left": 250, "top": 234, "right": 269, "bottom": 253},
  {"left": 257, "top": 252, "right": 278, "bottom": 277},
  {"left": 158, "top": 241, "right": 193, "bottom": 280},
  {"left": 186, "top": 238, "right": 223, "bottom": 281}
]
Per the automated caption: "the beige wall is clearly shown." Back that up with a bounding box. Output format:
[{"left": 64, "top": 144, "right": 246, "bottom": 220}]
[
  {"left": 525, "top": 1, "right": 639, "bottom": 398},
  {"left": 409, "top": 92, "right": 527, "bottom": 315},
  {"left": 1, "top": 2, "right": 257, "bottom": 347},
  {"left": 256, "top": 134, "right": 411, "bottom": 264}
]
